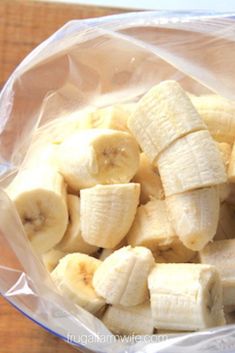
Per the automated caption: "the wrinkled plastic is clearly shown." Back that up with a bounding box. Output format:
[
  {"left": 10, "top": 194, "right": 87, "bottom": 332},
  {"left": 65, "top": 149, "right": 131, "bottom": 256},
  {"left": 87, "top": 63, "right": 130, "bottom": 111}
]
[{"left": 1, "top": 11, "right": 235, "bottom": 353}]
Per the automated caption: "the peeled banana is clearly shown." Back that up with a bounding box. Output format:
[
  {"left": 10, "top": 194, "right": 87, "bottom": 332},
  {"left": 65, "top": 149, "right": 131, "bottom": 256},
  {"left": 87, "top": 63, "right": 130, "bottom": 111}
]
[
  {"left": 132, "top": 153, "right": 164, "bottom": 204},
  {"left": 157, "top": 130, "right": 227, "bottom": 196},
  {"left": 166, "top": 187, "right": 220, "bottom": 251},
  {"left": 93, "top": 246, "right": 154, "bottom": 306},
  {"left": 200, "top": 239, "right": 235, "bottom": 307},
  {"left": 51, "top": 253, "right": 105, "bottom": 313},
  {"left": 56, "top": 195, "right": 97, "bottom": 254},
  {"left": 127, "top": 199, "right": 176, "bottom": 250},
  {"left": 128, "top": 80, "right": 206, "bottom": 163},
  {"left": 80, "top": 183, "right": 140, "bottom": 248},
  {"left": 127, "top": 198, "right": 195, "bottom": 262},
  {"left": 7, "top": 165, "right": 68, "bottom": 254},
  {"left": 190, "top": 94, "right": 235, "bottom": 144},
  {"left": 57, "top": 129, "right": 140, "bottom": 191},
  {"left": 148, "top": 263, "right": 225, "bottom": 331},
  {"left": 102, "top": 302, "right": 154, "bottom": 335}
]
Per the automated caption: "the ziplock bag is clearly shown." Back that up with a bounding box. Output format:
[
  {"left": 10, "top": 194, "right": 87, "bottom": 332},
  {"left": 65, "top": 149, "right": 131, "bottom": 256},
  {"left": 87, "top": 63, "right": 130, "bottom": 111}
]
[{"left": 1, "top": 11, "right": 235, "bottom": 353}]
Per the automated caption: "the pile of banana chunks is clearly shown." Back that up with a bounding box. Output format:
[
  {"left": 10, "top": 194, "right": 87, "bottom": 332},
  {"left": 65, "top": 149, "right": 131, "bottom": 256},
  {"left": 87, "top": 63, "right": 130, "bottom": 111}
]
[{"left": 6, "top": 80, "right": 235, "bottom": 335}]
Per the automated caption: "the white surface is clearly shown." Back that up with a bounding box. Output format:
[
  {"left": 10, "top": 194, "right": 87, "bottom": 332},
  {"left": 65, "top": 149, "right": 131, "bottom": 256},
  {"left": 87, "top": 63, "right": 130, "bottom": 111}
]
[{"left": 44, "top": 0, "right": 235, "bottom": 11}]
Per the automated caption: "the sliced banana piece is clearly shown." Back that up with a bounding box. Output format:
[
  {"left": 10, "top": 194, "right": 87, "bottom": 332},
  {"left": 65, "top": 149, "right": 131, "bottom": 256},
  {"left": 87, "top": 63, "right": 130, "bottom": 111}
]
[
  {"left": 166, "top": 187, "right": 220, "bottom": 251},
  {"left": 80, "top": 183, "right": 140, "bottom": 248},
  {"left": 79, "top": 104, "right": 135, "bottom": 131},
  {"left": 190, "top": 94, "right": 235, "bottom": 144},
  {"left": 51, "top": 253, "right": 105, "bottom": 313},
  {"left": 56, "top": 195, "right": 97, "bottom": 254},
  {"left": 93, "top": 246, "right": 154, "bottom": 306},
  {"left": 157, "top": 130, "right": 227, "bottom": 196},
  {"left": 127, "top": 199, "right": 175, "bottom": 249},
  {"left": 57, "top": 129, "right": 140, "bottom": 191},
  {"left": 128, "top": 80, "right": 206, "bottom": 163},
  {"left": 215, "top": 202, "right": 235, "bottom": 240},
  {"left": 132, "top": 153, "right": 164, "bottom": 204},
  {"left": 148, "top": 263, "right": 225, "bottom": 331},
  {"left": 42, "top": 248, "right": 66, "bottom": 272},
  {"left": 102, "top": 302, "right": 154, "bottom": 335},
  {"left": 7, "top": 165, "right": 68, "bottom": 254},
  {"left": 200, "top": 239, "right": 235, "bottom": 306}
]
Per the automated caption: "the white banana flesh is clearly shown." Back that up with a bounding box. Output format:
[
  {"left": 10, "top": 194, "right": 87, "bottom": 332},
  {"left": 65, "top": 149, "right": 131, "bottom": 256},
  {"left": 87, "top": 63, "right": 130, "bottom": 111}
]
[
  {"left": 56, "top": 195, "right": 97, "bottom": 254},
  {"left": 127, "top": 199, "right": 194, "bottom": 262},
  {"left": 127, "top": 199, "right": 176, "bottom": 250},
  {"left": 200, "top": 239, "right": 235, "bottom": 306},
  {"left": 148, "top": 263, "right": 225, "bottom": 331},
  {"left": 93, "top": 246, "right": 154, "bottom": 306},
  {"left": 57, "top": 129, "right": 140, "bottom": 191},
  {"left": 215, "top": 203, "right": 235, "bottom": 240},
  {"left": 157, "top": 130, "right": 227, "bottom": 196},
  {"left": 42, "top": 248, "right": 66, "bottom": 272},
  {"left": 190, "top": 94, "right": 235, "bottom": 144},
  {"left": 102, "top": 302, "right": 154, "bottom": 335},
  {"left": 79, "top": 104, "right": 135, "bottom": 131},
  {"left": 128, "top": 80, "right": 206, "bottom": 163},
  {"left": 51, "top": 253, "right": 105, "bottom": 313},
  {"left": 132, "top": 153, "right": 164, "bottom": 204},
  {"left": 80, "top": 183, "right": 140, "bottom": 248},
  {"left": 166, "top": 187, "right": 220, "bottom": 251},
  {"left": 7, "top": 165, "right": 68, "bottom": 254}
]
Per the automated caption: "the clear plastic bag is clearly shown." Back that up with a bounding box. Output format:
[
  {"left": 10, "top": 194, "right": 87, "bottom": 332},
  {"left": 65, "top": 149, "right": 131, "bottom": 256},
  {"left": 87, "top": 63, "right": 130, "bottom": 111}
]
[{"left": 1, "top": 11, "right": 235, "bottom": 353}]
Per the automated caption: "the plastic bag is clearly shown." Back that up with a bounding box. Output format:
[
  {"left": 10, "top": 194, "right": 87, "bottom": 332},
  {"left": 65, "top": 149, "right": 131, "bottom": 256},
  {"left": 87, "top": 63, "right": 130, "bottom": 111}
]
[{"left": 1, "top": 11, "right": 235, "bottom": 353}]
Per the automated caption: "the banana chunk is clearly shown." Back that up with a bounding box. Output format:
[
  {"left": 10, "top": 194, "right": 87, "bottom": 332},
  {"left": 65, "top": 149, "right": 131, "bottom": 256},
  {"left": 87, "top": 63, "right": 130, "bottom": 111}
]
[
  {"left": 128, "top": 80, "right": 206, "bottom": 163},
  {"left": 102, "top": 302, "right": 154, "bottom": 335},
  {"left": 42, "top": 248, "right": 66, "bottom": 272},
  {"left": 51, "top": 253, "right": 105, "bottom": 313},
  {"left": 200, "top": 239, "right": 235, "bottom": 306},
  {"left": 93, "top": 246, "right": 154, "bottom": 306},
  {"left": 215, "top": 202, "right": 235, "bottom": 240},
  {"left": 80, "top": 183, "right": 140, "bottom": 248},
  {"left": 7, "top": 165, "right": 68, "bottom": 254},
  {"left": 157, "top": 130, "right": 227, "bottom": 196},
  {"left": 56, "top": 195, "right": 97, "bottom": 254},
  {"left": 148, "top": 263, "right": 225, "bottom": 331},
  {"left": 57, "top": 129, "right": 140, "bottom": 191},
  {"left": 166, "top": 188, "right": 220, "bottom": 251},
  {"left": 127, "top": 199, "right": 175, "bottom": 249},
  {"left": 127, "top": 199, "right": 194, "bottom": 262},
  {"left": 190, "top": 94, "right": 235, "bottom": 144},
  {"left": 132, "top": 153, "right": 164, "bottom": 204},
  {"left": 80, "top": 104, "right": 135, "bottom": 131}
]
